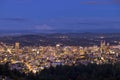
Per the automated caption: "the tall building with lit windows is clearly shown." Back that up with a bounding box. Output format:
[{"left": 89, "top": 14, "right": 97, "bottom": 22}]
[
  {"left": 100, "top": 41, "right": 110, "bottom": 54},
  {"left": 15, "top": 42, "right": 20, "bottom": 53},
  {"left": 100, "top": 41, "right": 105, "bottom": 53}
]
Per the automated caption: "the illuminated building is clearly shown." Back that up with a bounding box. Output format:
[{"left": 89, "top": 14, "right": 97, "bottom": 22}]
[
  {"left": 79, "top": 47, "right": 85, "bottom": 55},
  {"left": 56, "top": 44, "right": 63, "bottom": 54},
  {"left": 15, "top": 42, "right": 20, "bottom": 53},
  {"left": 100, "top": 41, "right": 106, "bottom": 53}
]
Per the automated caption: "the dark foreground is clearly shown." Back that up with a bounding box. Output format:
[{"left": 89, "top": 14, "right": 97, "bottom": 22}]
[{"left": 0, "top": 63, "right": 120, "bottom": 80}]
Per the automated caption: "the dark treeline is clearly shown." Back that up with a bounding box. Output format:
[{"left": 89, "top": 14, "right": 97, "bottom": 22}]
[{"left": 1, "top": 63, "right": 120, "bottom": 80}]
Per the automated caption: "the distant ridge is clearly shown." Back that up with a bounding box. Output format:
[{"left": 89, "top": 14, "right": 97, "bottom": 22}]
[{"left": 0, "top": 28, "right": 120, "bottom": 36}]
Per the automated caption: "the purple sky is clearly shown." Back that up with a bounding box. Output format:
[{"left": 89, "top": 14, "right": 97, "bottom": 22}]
[{"left": 0, "top": 0, "right": 120, "bottom": 32}]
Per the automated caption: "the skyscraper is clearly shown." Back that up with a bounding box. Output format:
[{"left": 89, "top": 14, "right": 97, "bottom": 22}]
[{"left": 15, "top": 42, "right": 20, "bottom": 53}]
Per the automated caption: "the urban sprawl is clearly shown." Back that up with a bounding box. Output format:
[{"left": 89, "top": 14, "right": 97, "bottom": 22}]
[{"left": 0, "top": 41, "right": 120, "bottom": 73}]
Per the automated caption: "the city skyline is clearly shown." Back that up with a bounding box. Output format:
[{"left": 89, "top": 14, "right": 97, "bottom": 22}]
[
  {"left": 0, "top": 1, "right": 120, "bottom": 80},
  {"left": 0, "top": 0, "right": 120, "bottom": 32}
]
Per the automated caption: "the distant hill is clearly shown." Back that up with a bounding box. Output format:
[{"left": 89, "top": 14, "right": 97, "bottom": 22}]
[
  {"left": 0, "top": 28, "right": 120, "bottom": 36},
  {"left": 0, "top": 33, "right": 120, "bottom": 46}
]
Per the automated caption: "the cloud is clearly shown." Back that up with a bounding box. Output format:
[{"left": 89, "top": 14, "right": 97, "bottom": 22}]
[
  {"left": 41, "top": 17, "right": 120, "bottom": 30},
  {"left": 74, "top": 20, "right": 120, "bottom": 26},
  {"left": 0, "top": 18, "right": 28, "bottom": 22},
  {"left": 80, "top": 0, "right": 120, "bottom": 5},
  {"left": 69, "top": 18, "right": 120, "bottom": 28},
  {"left": 35, "top": 24, "right": 53, "bottom": 30}
]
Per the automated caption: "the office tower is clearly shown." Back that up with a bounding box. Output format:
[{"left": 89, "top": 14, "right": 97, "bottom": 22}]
[{"left": 15, "top": 42, "right": 20, "bottom": 53}]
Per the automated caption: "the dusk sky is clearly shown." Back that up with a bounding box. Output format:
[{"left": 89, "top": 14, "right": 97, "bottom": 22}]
[{"left": 0, "top": 0, "right": 120, "bottom": 32}]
